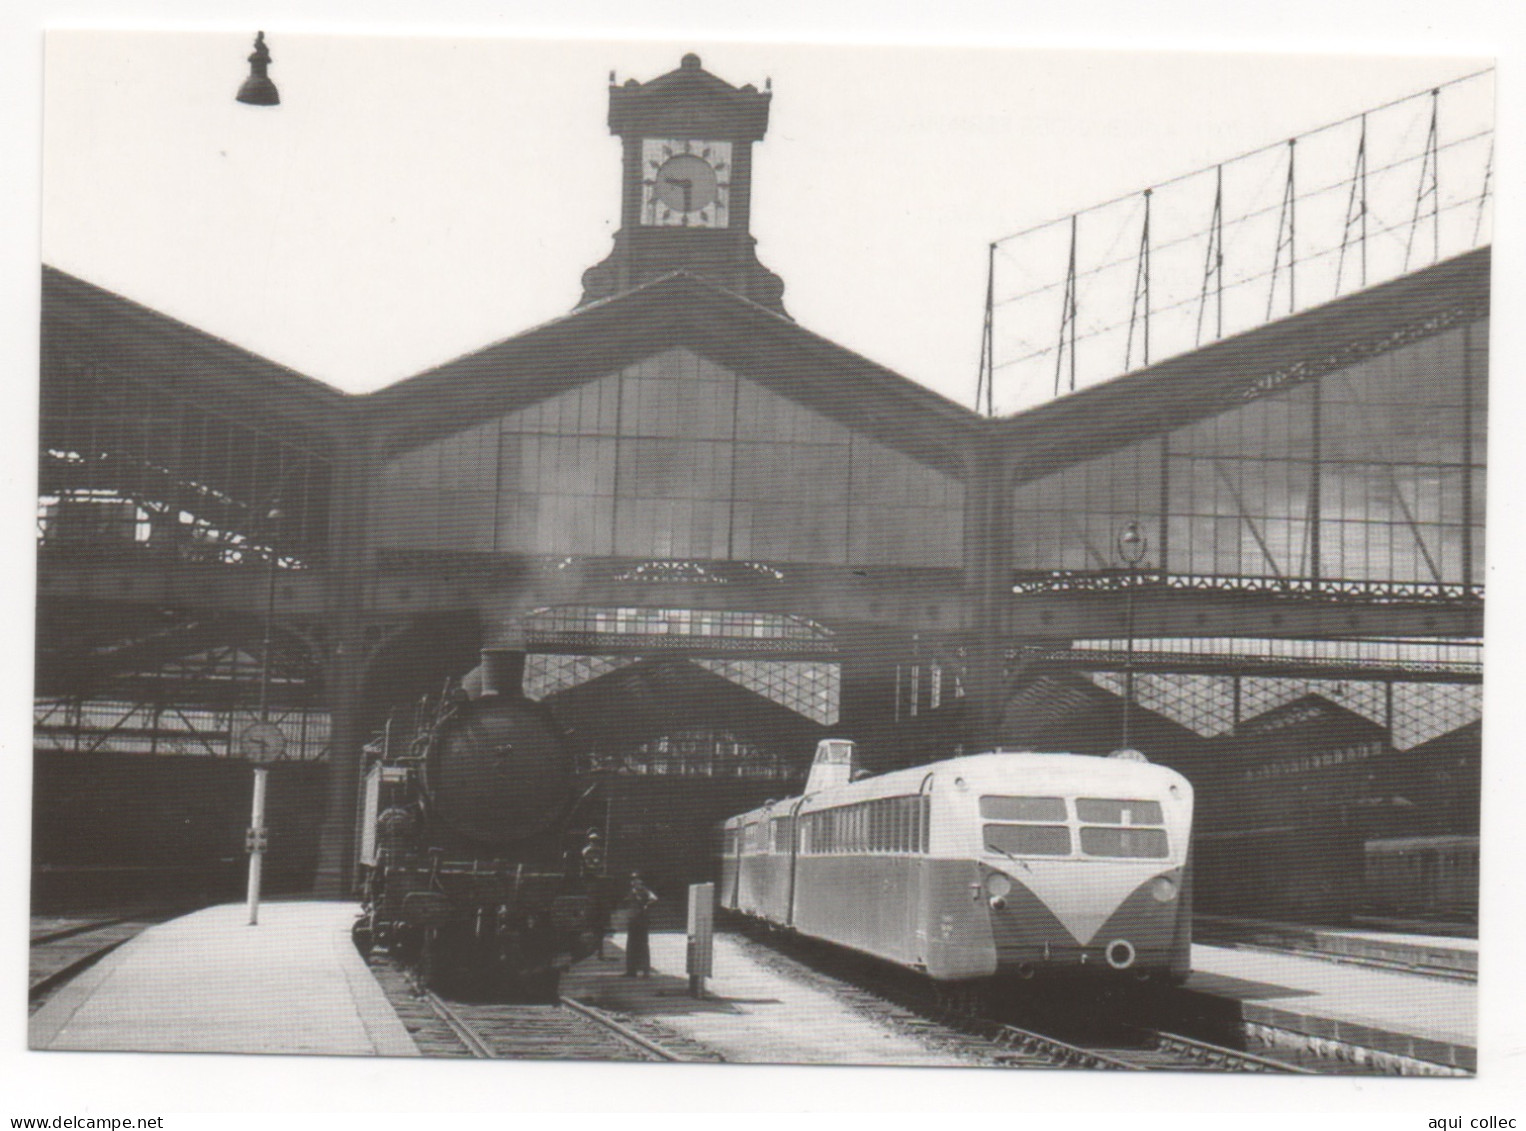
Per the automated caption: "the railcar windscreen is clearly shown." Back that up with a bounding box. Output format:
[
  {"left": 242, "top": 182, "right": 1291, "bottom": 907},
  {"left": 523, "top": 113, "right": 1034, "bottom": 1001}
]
[
  {"left": 1075, "top": 798, "right": 1164, "bottom": 825},
  {"left": 979, "top": 795, "right": 1066, "bottom": 821},
  {"left": 1079, "top": 827, "right": 1169, "bottom": 858},
  {"left": 984, "top": 823, "right": 1071, "bottom": 856}
]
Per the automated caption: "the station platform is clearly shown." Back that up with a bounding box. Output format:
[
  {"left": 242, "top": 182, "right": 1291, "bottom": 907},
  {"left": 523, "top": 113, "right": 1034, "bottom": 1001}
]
[
  {"left": 27, "top": 902, "right": 973, "bottom": 1065},
  {"left": 562, "top": 931, "right": 976, "bottom": 1066},
  {"left": 29, "top": 901, "right": 418, "bottom": 1057},
  {"left": 1185, "top": 941, "right": 1476, "bottom": 1073},
  {"left": 1195, "top": 914, "right": 1477, "bottom": 980},
  {"left": 27, "top": 901, "right": 1476, "bottom": 1072},
  {"left": 576, "top": 932, "right": 1478, "bottom": 1072}
]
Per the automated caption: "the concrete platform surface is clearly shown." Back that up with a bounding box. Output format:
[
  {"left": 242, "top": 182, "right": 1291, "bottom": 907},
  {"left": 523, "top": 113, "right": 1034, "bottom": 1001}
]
[
  {"left": 1195, "top": 914, "right": 1477, "bottom": 978},
  {"left": 30, "top": 901, "right": 418, "bottom": 1057},
  {"left": 1188, "top": 942, "right": 1476, "bottom": 1071},
  {"left": 562, "top": 931, "right": 977, "bottom": 1066}
]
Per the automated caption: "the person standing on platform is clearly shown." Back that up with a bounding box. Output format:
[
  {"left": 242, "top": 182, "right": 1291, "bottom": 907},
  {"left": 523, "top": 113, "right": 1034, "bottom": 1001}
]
[{"left": 623, "top": 872, "right": 658, "bottom": 977}]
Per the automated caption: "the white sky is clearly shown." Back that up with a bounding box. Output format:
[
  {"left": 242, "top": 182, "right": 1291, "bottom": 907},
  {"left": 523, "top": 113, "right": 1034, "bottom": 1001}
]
[
  {"left": 7, "top": 0, "right": 1526, "bottom": 1122},
  {"left": 38, "top": 33, "right": 1493, "bottom": 409}
]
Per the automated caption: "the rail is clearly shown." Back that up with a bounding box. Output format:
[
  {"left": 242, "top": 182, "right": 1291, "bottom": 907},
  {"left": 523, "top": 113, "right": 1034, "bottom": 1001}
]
[{"left": 421, "top": 990, "right": 692, "bottom": 1061}]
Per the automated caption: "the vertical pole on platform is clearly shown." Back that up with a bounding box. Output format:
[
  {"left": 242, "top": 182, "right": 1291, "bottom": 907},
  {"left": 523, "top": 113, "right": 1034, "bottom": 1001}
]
[
  {"left": 1117, "top": 521, "right": 1148, "bottom": 751},
  {"left": 686, "top": 882, "right": 714, "bottom": 998},
  {"left": 1122, "top": 583, "right": 1136, "bottom": 751},
  {"left": 247, "top": 766, "right": 268, "bottom": 925},
  {"left": 246, "top": 506, "right": 281, "bottom": 924}
]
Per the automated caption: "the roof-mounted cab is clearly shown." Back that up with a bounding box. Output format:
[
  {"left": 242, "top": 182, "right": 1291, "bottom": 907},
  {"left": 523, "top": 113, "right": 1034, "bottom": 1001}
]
[{"left": 804, "top": 738, "right": 858, "bottom": 794}]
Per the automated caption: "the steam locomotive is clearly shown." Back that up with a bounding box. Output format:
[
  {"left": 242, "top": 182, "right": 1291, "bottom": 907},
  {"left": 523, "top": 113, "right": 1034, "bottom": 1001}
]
[{"left": 352, "top": 650, "right": 607, "bottom": 1000}]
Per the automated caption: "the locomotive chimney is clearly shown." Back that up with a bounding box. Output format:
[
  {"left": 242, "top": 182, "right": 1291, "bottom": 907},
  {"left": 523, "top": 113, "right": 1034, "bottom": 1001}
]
[{"left": 472, "top": 648, "right": 526, "bottom": 699}]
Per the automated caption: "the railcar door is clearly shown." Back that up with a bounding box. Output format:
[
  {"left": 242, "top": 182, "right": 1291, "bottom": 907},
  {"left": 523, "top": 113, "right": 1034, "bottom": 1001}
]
[
  {"left": 719, "top": 822, "right": 740, "bottom": 909},
  {"left": 911, "top": 775, "right": 934, "bottom": 968},
  {"left": 784, "top": 797, "right": 806, "bottom": 928}
]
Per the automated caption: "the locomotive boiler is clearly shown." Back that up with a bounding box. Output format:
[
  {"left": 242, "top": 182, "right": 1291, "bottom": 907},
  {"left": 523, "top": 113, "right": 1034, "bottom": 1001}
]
[{"left": 352, "top": 650, "right": 607, "bottom": 1000}]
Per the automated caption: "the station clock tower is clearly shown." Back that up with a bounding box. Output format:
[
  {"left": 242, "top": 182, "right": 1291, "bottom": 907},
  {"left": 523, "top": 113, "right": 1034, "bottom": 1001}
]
[{"left": 579, "top": 53, "right": 788, "bottom": 315}]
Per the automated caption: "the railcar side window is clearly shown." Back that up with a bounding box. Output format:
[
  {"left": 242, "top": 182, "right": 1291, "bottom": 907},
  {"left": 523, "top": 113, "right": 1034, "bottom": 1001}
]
[
  {"left": 980, "top": 796, "right": 1067, "bottom": 821},
  {"left": 802, "top": 797, "right": 927, "bottom": 854},
  {"left": 1076, "top": 798, "right": 1163, "bottom": 825},
  {"left": 985, "top": 823, "right": 1071, "bottom": 856}
]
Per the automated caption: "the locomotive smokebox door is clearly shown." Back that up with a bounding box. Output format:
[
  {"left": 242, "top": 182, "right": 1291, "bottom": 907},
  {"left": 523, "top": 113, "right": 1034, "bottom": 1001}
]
[{"left": 427, "top": 694, "right": 572, "bottom": 846}]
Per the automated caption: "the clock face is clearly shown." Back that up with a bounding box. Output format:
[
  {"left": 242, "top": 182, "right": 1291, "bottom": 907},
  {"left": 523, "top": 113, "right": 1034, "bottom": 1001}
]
[
  {"left": 239, "top": 721, "right": 287, "bottom": 764},
  {"left": 642, "top": 139, "right": 731, "bottom": 228}
]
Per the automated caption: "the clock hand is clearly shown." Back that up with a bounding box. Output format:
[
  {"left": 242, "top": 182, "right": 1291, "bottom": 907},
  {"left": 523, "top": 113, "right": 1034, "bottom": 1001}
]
[{"left": 665, "top": 176, "right": 695, "bottom": 218}]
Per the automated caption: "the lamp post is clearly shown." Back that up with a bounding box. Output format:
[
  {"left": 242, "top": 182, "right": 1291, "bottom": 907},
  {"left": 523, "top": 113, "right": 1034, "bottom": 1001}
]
[
  {"left": 230, "top": 38, "right": 281, "bottom": 917},
  {"left": 240, "top": 505, "right": 286, "bottom": 925},
  {"left": 1117, "top": 520, "right": 1148, "bottom": 750}
]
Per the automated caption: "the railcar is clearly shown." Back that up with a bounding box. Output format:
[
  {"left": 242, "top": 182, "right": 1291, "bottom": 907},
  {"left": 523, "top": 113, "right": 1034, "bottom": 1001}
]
[
  {"left": 1363, "top": 834, "right": 1479, "bottom": 920},
  {"left": 721, "top": 740, "right": 1193, "bottom": 987},
  {"left": 352, "top": 650, "right": 607, "bottom": 1000}
]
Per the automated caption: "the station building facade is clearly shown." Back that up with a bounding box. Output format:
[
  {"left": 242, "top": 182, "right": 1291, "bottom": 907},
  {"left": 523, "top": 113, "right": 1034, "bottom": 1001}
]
[{"left": 35, "top": 55, "right": 1485, "bottom": 917}]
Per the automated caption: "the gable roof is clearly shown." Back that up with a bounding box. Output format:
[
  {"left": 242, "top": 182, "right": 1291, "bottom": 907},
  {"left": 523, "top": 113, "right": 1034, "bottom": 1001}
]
[
  {"left": 994, "top": 247, "right": 1490, "bottom": 484},
  {"left": 40, "top": 245, "right": 1489, "bottom": 492},
  {"left": 41, "top": 266, "right": 349, "bottom": 452},
  {"left": 362, "top": 269, "right": 985, "bottom": 479}
]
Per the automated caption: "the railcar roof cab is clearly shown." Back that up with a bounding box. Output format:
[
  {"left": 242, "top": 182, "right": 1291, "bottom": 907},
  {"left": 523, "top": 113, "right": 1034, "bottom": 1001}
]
[{"left": 721, "top": 739, "right": 1194, "bottom": 986}]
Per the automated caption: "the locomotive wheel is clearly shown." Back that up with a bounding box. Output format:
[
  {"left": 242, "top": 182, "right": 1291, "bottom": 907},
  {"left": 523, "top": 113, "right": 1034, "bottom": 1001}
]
[{"left": 351, "top": 918, "right": 374, "bottom": 958}]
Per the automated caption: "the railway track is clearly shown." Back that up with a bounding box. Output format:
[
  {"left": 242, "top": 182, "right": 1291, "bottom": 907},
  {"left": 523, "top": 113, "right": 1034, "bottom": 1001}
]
[
  {"left": 951, "top": 1010, "right": 1313, "bottom": 1072},
  {"left": 30, "top": 917, "right": 157, "bottom": 1008},
  {"left": 421, "top": 992, "right": 699, "bottom": 1061},
  {"left": 730, "top": 925, "right": 1313, "bottom": 1073},
  {"left": 366, "top": 953, "right": 720, "bottom": 1061}
]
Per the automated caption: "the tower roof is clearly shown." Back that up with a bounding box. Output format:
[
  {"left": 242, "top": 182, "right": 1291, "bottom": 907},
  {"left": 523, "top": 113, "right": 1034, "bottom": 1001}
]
[{"left": 608, "top": 52, "right": 771, "bottom": 140}]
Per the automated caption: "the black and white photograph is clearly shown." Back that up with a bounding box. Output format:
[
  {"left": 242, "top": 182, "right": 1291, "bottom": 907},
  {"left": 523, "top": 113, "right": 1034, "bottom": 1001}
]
[{"left": 6, "top": 3, "right": 1524, "bottom": 1120}]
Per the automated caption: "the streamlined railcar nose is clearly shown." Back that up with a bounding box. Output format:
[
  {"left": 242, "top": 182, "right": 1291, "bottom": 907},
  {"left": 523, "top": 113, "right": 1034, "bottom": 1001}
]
[{"left": 982, "top": 864, "right": 1188, "bottom": 977}]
